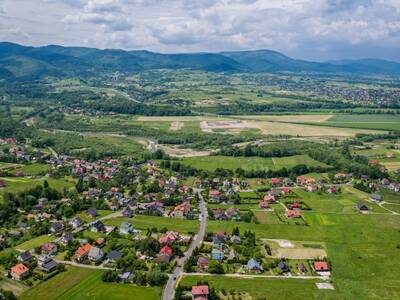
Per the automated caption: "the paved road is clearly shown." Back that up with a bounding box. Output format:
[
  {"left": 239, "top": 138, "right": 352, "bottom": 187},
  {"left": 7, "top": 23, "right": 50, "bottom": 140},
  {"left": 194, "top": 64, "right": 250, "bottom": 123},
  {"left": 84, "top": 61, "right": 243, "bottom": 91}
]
[
  {"left": 162, "top": 192, "right": 207, "bottom": 300},
  {"left": 183, "top": 272, "right": 330, "bottom": 280}
]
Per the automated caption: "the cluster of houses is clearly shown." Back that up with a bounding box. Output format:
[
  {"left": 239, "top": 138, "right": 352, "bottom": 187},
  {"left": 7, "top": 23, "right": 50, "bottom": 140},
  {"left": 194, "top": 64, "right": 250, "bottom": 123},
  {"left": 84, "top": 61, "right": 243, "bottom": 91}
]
[{"left": 210, "top": 207, "right": 240, "bottom": 221}]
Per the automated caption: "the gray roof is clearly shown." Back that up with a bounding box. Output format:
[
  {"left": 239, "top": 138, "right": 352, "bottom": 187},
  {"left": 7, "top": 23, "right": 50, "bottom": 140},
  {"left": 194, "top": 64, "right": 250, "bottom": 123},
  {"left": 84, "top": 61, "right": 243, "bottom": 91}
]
[{"left": 108, "top": 250, "right": 123, "bottom": 261}]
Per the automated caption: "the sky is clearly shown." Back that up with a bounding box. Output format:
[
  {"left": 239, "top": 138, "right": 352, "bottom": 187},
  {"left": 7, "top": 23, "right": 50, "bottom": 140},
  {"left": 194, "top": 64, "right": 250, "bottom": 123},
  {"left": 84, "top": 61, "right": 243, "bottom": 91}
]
[{"left": 0, "top": 0, "right": 400, "bottom": 61}]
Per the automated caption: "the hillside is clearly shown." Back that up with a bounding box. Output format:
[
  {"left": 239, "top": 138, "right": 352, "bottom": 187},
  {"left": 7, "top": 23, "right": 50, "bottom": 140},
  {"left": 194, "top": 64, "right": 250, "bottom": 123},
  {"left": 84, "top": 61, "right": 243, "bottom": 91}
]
[{"left": 1, "top": 42, "right": 400, "bottom": 80}]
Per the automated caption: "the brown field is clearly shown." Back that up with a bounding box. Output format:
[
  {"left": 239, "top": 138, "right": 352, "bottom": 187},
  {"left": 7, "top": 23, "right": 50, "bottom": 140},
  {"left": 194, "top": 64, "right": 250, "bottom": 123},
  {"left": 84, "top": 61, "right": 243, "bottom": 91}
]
[
  {"left": 263, "top": 239, "right": 327, "bottom": 259},
  {"left": 381, "top": 162, "right": 400, "bottom": 171},
  {"left": 236, "top": 114, "right": 333, "bottom": 122}
]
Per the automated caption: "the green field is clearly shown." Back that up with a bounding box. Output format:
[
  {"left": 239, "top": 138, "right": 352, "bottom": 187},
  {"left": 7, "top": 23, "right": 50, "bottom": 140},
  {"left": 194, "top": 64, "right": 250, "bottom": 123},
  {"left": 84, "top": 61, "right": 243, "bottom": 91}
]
[
  {"left": 12, "top": 163, "right": 50, "bottom": 175},
  {"left": 104, "top": 215, "right": 199, "bottom": 233},
  {"left": 15, "top": 234, "right": 54, "bottom": 251},
  {"left": 178, "top": 154, "right": 329, "bottom": 171},
  {"left": 0, "top": 177, "right": 75, "bottom": 201},
  {"left": 180, "top": 276, "right": 323, "bottom": 299},
  {"left": 20, "top": 266, "right": 161, "bottom": 300},
  {"left": 77, "top": 210, "right": 114, "bottom": 223},
  {"left": 302, "top": 114, "right": 400, "bottom": 131}
]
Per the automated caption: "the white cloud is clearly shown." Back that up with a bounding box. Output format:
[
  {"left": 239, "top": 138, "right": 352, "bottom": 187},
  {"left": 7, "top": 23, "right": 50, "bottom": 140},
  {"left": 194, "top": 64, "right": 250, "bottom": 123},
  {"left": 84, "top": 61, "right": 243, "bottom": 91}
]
[{"left": 1, "top": 0, "right": 400, "bottom": 61}]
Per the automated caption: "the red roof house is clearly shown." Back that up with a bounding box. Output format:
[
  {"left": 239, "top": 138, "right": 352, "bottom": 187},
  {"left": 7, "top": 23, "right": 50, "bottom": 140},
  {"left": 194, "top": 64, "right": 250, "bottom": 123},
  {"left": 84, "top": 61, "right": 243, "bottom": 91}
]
[
  {"left": 11, "top": 263, "right": 29, "bottom": 280},
  {"left": 160, "top": 246, "right": 173, "bottom": 256},
  {"left": 192, "top": 285, "right": 209, "bottom": 299},
  {"left": 314, "top": 261, "right": 330, "bottom": 272}
]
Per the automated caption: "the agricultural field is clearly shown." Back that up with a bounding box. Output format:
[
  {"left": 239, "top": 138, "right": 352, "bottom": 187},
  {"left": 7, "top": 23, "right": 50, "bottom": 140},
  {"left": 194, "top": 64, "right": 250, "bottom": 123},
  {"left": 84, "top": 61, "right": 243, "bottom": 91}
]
[
  {"left": 0, "top": 176, "right": 75, "bottom": 201},
  {"left": 103, "top": 215, "right": 199, "bottom": 233},
  {"left": 12, "top": 163, "right": 50, "bottom": 175},
  {"left": 20, "top": 267, "right": 161, "bottom": 300},
  {"left": 177, "top": 154, "right": 329, "bottom": 171}
]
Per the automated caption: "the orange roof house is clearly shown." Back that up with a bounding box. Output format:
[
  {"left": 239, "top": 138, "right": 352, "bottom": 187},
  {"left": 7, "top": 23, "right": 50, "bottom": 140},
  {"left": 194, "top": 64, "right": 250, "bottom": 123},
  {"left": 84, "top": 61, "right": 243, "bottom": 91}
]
[
  {"left": 314, "top": 261, "right": 330, "bottom": 272},
  {"left": 11, "top": 263, "right": 29, "bottom": 280},
  {"left": 285, "top": 210, "right": 301, "bottom": 218},
  {"left": 75, "top": 243, "right": 92, "bottom": 260}
]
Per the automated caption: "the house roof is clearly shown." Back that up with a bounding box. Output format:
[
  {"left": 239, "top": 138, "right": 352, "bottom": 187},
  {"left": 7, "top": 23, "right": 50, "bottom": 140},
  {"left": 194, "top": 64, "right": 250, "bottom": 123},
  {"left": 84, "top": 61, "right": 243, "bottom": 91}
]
[
  {"left": 108, "top": 250, "right": 123, "bottom": 261},
  {"left": 19, "top": 251, "right": 32, "bottom": 261},
  {"left": 160, "top": 246, "right": 173, "bottom": 256},
  {"left": 88, "top": 246, "right": 103, "bottom": 259},
  {"left": 42, "top": 242, "right": 57, "bottom": 252},
  {"left": 314, "top": 261, "right": 330, "bottom": 271},
  {"left": 192, "top": 285, "right": 209, "bottom": 296},
  {"left": 76, "top": 243, "right": 92, "bottom": 257},
  {"left": 11, "top": 263, "right": 29, "bottom": 275}
]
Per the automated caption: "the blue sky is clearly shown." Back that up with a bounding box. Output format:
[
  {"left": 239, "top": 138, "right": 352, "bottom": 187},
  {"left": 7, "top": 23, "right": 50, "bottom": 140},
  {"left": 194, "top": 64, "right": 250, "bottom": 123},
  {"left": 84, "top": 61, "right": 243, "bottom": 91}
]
[{"left": 1, "top": 0, "right": 399, "bottom": 61}]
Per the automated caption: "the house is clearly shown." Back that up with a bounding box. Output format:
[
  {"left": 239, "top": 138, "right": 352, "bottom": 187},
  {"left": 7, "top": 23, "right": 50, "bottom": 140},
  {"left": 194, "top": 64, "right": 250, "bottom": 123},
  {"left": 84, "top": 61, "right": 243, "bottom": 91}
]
[
  {"left": 122, "top": 207, "right": 133, "bottom": 218},
  {"left": 159, "top": 231, "right": 179, "bottom": 245},
  {"left": 192, "top": 285, "right": 209, "bottom": 300},
  {"left": 247, "top": 258, "right": 263, "bottom": 272},
  {"left": 41, "top": 242, "right": 57, "bottom": 256},
  {"left": 268, "top": 189, "right": 281, "bottom": 198},
  {"left": 209, "top": 190, "right": 220, "bottom": 202},
  {"left": 11, "top": 263, "right": 29, "bottom": 280},
  {"left": 282, "top": 186, "right": 291, "bottom": 194},
  {"left": 107, "top": 250, "right": 123, "bottom": 264},
  {"left": 211, "top": 249, "right": 224, "bottom": 260},
  {"left": 259, "top": 199, "right": 270, "bottom": 209},
  {"left": 271, "top": 178, "right": 282, "bottom": 186},
  {"left": 154, "top": 254, "right": 171, "bottom": 264},
  {"left": 69, "top": 216, "right": 83, "bottom": 229},
  {"left": 91, "top": 220, "right": 106, "bottom": 233},
  {"left": 306, "top": 185, "right": 318, "bottom": 192},
  {"left": 38, "top": 255, "right": 58, "bottom": 272},
  {"left": 197, "top": 257, "right": 209, "bottom": 270},
  {"left": 313, "top": 261, "right": 330, "bottom": 275},
  {"left": 356, "top": 202, "right": 369, "bottom": 212},
  {"left": 278, "top": 261, "right": 290, "bottom": 273},
  {"left": 228, "top": 249, "right": 238, "bottom": 260},
  {"left": 285, "top": 210, "right": 301, "bottom": 218},
  {"left": 298, "top": 263, "right": 307, "bottom": 273},
  {"left": 370, "top": 194, "right": 382, "bottom": 202},
  {"left": 60, "top": 232, "right": 74, "bottom": 246},
  {"left": 117, "top": 272, "right": 132, "bottom": 283},
  {"left": 50, "top": 222, "right": 63, "bottom": 234},
  {"left": 17, "top": 251, "right": 33, "bottom": 263},
  {"left": 289, "top": 202, "right": 301, "bottom": 210},
  {"left": 87, "top": 208, "right": 97, "bottom": 218},
  {"left": 119, "top": 222, "right": 134, "bottom": 235},
  {"left": 169, "top": 203, "right": 192, "bottom": 218},
  {"left": 296, "top": 176, "right": 306, "bottom": 185},
  {"left": 327, "top": 186, "right": 337, "bottom": 194},
  {"left": 159, "top": 246, "right": 173, "bottom": 257},
  {"left": 75, "top": 243, "right": 92, "bottom": 260},
  {"left": 88, "top": 246, "right": 104, "bottom": 262},
  {"left": 230, "top": 235, "right": 241, "bottom": 244}
]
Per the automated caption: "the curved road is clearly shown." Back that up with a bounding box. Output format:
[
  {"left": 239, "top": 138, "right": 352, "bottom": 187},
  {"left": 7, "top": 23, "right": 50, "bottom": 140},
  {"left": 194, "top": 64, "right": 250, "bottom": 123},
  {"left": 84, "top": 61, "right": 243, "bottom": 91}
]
[{"left": 162, "top": 192, "right": 207, "bottom": 300}]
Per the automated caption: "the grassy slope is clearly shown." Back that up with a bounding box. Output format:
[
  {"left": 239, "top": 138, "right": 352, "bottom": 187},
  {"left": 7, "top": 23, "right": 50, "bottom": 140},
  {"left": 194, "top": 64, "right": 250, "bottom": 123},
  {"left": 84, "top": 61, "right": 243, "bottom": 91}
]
[
  {"left": 20, "top": 267, "right": 161, "bottom": 300},
  {"left": 178, "top": 154, "right": 328, "bottom": 171}
]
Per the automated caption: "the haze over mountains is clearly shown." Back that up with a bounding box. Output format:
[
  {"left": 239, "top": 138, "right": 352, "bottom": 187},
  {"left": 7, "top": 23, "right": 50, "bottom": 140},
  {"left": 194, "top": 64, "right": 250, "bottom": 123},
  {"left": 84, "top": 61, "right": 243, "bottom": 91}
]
[{"left": 1, "top": 42, "right": 400, "bottom": 80}]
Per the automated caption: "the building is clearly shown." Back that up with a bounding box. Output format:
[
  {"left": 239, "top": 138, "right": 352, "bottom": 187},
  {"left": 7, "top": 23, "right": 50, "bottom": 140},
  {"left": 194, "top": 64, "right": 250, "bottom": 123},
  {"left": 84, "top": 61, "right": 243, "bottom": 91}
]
[
  {"left": 41, "top": 242, "right": 57, "bottom": 256},
  {"left": 285, "top": 210, "right": 301, "bottom": 219},
  {"left": 208, "top": 190, "right": 220, "bottom": 202},
  {"left": 107, "top": 250, "right": 123, "bottom": 264},
  {"left": 60, "top": 232, "right": 74, "bottom": 246},
  {"left": 17, "top": 251, "right": 32, "bottom": 263},
  {"left": 69, "top": 217, "right": 83, "bottom": 229},
  {"left": 370, "top": 194, "right": 382, "bottom": 202},
  {"left": 119, "top": 222, "right": 134, "bottom": 235},
  {"left": 91, "top": 220, "right": 106, "bottom": 233},
  {"left": 192, "top": 285, "right": 209, "bottom": 300},
  {"left": 197, "top": 257, "right": 209, "bottom": 271},
  {"left": 38, "top": 255, "right": 58, "bottom": 272},
  {"left": 356, "top": 202, "right": 369, "bottom": 212},
  {"left": 313, "top": 261, "right": 330, "bottom": 275},
  {"left": 247, "top": 258, "right": 263, "bottom": 272},
  {"left": 88, "top": 246, "right": 104, "bottom": 262},
  {"left": 75, "top": 243, "right": 92, "bottom": 261},
  {"left": 87, "top": 208, "right": 97, "bottom": 218},
  {"left": 211, "top": 249, "right": 224, "bottom": 260},
  {"left": 278, "top": 261, "right": 290, "bottom": 273},
  {"left": 11, "top": 263, "right": 29, "bottom": 280}
]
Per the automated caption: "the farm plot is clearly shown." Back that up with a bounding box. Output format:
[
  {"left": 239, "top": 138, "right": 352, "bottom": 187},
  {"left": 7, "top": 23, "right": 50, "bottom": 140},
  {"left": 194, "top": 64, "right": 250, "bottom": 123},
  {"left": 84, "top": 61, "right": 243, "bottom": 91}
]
[
  {"left": 263, "top": 239, "right": 327, "bottom": 259},
  {"left": 178, "top": 154, "right": 327, "bottom": 171}
]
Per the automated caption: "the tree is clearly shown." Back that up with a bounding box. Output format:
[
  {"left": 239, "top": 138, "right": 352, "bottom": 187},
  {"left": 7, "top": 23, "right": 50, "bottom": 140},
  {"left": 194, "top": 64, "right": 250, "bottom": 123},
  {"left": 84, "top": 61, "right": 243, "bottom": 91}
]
[{"left": 208, "top": 261, "right": 225, "bottom": 274}]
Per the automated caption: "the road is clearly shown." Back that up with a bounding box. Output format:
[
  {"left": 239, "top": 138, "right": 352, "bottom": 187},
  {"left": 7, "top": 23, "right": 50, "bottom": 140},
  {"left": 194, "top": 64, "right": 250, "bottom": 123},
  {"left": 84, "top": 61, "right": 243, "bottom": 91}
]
[{"left": 162, "top": 192, "right": 207, "bottom": 300}]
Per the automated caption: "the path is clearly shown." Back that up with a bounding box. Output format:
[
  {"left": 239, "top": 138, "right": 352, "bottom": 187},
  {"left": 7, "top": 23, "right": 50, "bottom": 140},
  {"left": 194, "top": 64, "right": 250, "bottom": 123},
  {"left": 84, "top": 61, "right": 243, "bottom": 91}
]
[
  {"left": 183, "top": 272, "right": 330, "bottom": 280},
  {"left": 162, "top": 191, "right": 207, "bottom": 300}
]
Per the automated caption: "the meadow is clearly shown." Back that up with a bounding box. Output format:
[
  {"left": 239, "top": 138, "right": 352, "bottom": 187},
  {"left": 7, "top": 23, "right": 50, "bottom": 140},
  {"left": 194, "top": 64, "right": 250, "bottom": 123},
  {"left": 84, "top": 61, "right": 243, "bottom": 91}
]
[
  {"left": 103, "top": 215, "right": 199, "bottom": 233},
  {"left": 15, "top": 234, "right": 54, "bottom": 251},
  {"left": 0, "top": 176, "right": 75, "bottom": 201},
  {"left": 20, "top": 266, "right": 161, "bottom": 300},
  {"left": 178, "top": 154, "right": 329, "bottom": 171}
]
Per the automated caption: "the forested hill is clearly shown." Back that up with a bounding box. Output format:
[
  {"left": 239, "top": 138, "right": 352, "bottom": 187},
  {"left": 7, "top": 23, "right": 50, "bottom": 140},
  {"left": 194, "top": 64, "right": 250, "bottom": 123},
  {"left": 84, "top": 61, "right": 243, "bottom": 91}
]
[{"left": 1, "top": 42, "right": 400, "bottom": 80}]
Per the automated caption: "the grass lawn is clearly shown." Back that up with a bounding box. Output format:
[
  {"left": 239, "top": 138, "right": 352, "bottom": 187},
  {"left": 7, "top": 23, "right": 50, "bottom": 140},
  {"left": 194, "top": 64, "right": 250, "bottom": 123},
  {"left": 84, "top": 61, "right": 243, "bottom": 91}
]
[
  {"left": 379, "top": 189, "right": 400, "bottom": 204},
  {"left": 103, "top": 215, "right": 199, "bottom": 233},
  {"left": 20, "top": 266, "right": 161, "bottom": 300},
  {"left": 12, "top": 163, "right": 50, "bottom": 175},
  {"left": 252, "top": 210, "right": 282, "bottom": 224},
  {"left": 178, "top": 154, "right": 328, "bottom": 171},
  {"left": 0, "top": 276, "right": 29, "bottom": 296},
  {"left": 0, "top": 176, "right": 75, "bottom": 201},
  {"left": 15, "top": 235, "right": 54, "bottom": 251},
  {"left": 77, "top": 210, "right": 114, "bottom": 223},
  {"left": 382, "top": 203, "right": 400, "bottom": 214}
]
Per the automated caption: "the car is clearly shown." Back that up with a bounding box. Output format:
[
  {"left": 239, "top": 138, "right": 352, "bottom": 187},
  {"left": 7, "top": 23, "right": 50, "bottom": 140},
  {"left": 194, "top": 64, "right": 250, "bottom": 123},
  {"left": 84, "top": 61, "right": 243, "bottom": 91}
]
[{"left": 173, "top": 277, "right": 176, "bottom": 280}]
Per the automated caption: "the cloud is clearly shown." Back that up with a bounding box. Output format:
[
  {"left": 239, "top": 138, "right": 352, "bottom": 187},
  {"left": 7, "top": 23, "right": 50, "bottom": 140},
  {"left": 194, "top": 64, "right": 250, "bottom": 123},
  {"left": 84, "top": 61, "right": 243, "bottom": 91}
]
[{"left": 1, "top": 0, "right": 400, "bottom": 61}]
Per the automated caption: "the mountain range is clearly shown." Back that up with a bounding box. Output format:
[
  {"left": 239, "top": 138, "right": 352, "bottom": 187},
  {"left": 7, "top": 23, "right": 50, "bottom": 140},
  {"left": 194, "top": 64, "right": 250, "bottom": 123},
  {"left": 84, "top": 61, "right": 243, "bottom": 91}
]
[{"left": 1, "top": 42, "right": 400, "bottom": 80}]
